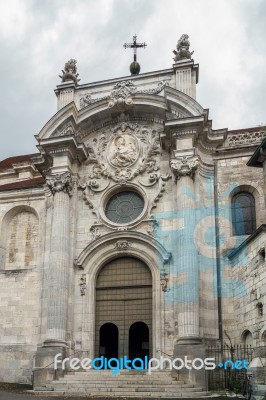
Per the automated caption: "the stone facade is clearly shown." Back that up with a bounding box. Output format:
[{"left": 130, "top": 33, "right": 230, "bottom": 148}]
[{"left": 0, "top": 44, "right": 265, "bottom": 389}]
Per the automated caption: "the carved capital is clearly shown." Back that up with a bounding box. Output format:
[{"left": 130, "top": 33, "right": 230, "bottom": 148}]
[
  {"left": 47, "top": 172, "right": 73, "bottom": 196},
  {"left": 170, "top": 155, "right": 199, "bottom": 181}
]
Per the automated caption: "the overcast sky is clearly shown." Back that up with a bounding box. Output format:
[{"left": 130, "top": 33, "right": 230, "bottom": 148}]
[{"left": 0, "top": 0, "right": 265, "bottom": 160}]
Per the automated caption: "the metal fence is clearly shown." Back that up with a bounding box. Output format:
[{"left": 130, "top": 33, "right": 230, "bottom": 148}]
[{"left": 206, "top": 344, "right": 254, "bottom": 393}]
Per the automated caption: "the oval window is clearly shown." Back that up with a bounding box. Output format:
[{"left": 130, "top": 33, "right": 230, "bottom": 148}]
[{"left": 105, "top": 191, "right": 144, "bottom": 224}]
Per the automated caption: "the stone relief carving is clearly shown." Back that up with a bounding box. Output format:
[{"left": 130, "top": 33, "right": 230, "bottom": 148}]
[
  {"left": 79, "top": 80, "right": 169, "bottom": 110},
  {"left": 109, "top": 134, "right": 139, "bottom": 167},
  {"left": 82, "top": 123, "right": 162, "bottom": 186},
  {"left": 146, "top": 218, "right": 159, "bottom": 237},
  {"left": 90, "top": 225, "right": 101, "bottom": 241},
  {"left": 59, "top": 59, "right": 80, "bottom": 85},
  {"left": 47, "top": 172, "right": 73, "bottom": 196},
  {"left": 115, "top": 240, "right": 132, "bottom": 250},
  {"left": 79, "top": 123, "right": 170, "bottom": 224},
  {"left": 51, "top": 121, "right": 77, "bottom": 137},
  {"left": 226, "top": 130, "right": 266, "bottom": 147},
  {"left": 170, "top": 155, "right": 199, "bottom": 181},
  {"left": 173, "top": 34, "right": 194, "bottom": 62},
  {"left": 160, "top": 269, "right": 169, "bottom": 292},
  {"left": 79, "top": 274, "right": 86, "bottom": 296}
]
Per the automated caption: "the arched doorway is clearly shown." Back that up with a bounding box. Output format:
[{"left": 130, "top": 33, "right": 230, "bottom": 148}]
[
  {"left": 95, "top": 257, "right": 152, "bottom": 359},
  {"left": 99, "top": 323, "right": 118, "bottom": 359},
  {"left": 129, "top": 321, "right": 149, "bottom": 361}
]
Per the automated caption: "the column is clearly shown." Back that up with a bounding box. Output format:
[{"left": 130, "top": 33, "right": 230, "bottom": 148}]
[
  {"left": 170, "top": 154, "right": 199, "bottom": 339},
  {"left": 46, "top": 171, "right": 73, "bottom": 345}
]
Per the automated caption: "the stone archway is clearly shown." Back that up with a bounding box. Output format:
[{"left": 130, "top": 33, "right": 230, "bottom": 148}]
[
  {"left": 75, "top": 231, "right": 171, "bottom": 359},
  {"left": 95, "top": 257, "right": 152, "bottom": 359}
]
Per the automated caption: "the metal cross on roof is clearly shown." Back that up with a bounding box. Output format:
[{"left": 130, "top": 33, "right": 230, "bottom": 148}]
[{"left": 124, "top": 34, "right": 147, "bottom": 63}]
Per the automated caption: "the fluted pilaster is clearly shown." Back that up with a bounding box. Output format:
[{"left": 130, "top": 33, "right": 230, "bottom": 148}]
[
  {"left": 46, "top": 172, "right": 73, "bottom": 344},
  {"left": 170, "top": 155, "right": 200, "bottom": 338}
]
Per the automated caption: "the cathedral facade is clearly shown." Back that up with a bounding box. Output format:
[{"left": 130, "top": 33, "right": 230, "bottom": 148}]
[{"left": 0, "top": 37, "right": 265, "bottom": 390}]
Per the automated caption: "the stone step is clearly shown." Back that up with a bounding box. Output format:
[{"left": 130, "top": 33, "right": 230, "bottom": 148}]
[
  {"left": 53, "top": 383, "right": 200, "bottom": 390},
  {"left": 56, "top": 378, "right": 180, "bottom": 384},
  {"left": 47, "top": 370, "right": 209, "bottom": 398},
  {"left": 49, "top": 390, "right": 210, "bottom": 398}
]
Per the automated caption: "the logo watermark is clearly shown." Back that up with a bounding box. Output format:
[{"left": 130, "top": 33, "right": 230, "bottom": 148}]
[{"left": 54, "top": 354, "right": 250, "bottom": 375}]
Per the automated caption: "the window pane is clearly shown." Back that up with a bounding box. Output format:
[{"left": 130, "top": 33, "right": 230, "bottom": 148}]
[
  {"left": 231, "top": 192, "right": 256, "bottom": 236},
  {"left": 105, "top": 191, "right": 144, "bottom": 224}
]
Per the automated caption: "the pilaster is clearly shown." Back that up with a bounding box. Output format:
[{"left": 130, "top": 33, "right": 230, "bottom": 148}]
[
  {"left": 170, "top": 149, "right": 205, "bottom": 387},
  {"left": 173, "top": 60, "right": 199, "bottom": 100},
  {"left": 45, "top": 172, "right": 73, "bottom": 345}
]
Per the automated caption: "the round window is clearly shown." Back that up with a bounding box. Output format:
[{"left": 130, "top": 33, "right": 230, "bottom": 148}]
[{"left": 105, "top": 191, "right": 144, "bottom": 224}]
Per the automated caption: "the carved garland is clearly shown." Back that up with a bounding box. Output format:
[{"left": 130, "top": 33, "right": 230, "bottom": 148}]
[{"left": 80, "top": 80, "right": 169, "bottom": 110}]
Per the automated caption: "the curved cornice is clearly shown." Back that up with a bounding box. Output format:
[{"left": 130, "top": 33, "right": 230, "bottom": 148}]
[
  {"left": 36, "top": 87, "right": 207, "bottom": 141},
  {"left": 75, "top": 231, "right": 172, "bottom": 269}
]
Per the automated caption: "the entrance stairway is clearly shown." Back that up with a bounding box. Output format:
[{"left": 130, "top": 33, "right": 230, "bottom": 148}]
[{"left": 38, "top": 370, "right": 211, "bottom": 398}]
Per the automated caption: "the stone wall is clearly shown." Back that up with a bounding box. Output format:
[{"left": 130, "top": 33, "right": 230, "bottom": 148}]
[
  {"left": 0, "top": 200, "right": 43, "bottom": 383},
  {"left": 216, "top": 152, "right": 265, "bottom": 344}
]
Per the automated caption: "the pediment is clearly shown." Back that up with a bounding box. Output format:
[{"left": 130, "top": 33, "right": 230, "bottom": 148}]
[{"left": 36, "top": 85, "right": 205, "bottom": 142}]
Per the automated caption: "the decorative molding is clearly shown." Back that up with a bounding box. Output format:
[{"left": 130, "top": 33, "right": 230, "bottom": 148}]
[
  {"left": 79, "top": 274, "right": 86, "bottom": 296},
  {"left": 170, "top": 155, "right": 199, "bottom": 181},
  {"left": 79, "top": 80, "right": 169, "bottom": 110},
  {"left": 226, "top": 130, "right": 266, "bottom": 147},
  {"left": 80, "top": 123, "right": 161, "bottom": 187},
  {"left": 77, "top": 117, "right": 164, "bottom": 140},
  {"left": 47, "top": 172, "right": 73, "bottom": 196},
  {"left": 90, "top": 226, "right": 101, "bottom": 241},
  {"left": 160, "top": 270, "right": 169, "bottom": 292},
  {"left": 115, "top": 240, "right": 132, "bottom": 250},
  {"left": 78, "top": 122, "right": 171, "bottom": 223}
]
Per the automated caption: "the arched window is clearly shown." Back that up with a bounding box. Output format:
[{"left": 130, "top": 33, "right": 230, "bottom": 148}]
[
  {"left": 256, "top": 302, "right": 263, "bottom": 317},
  {"left": 242, "top": 330, "right": 253, "bottom": 346},
  {"left": 231, "top": 192, "right": 256, "bottom": 236}
]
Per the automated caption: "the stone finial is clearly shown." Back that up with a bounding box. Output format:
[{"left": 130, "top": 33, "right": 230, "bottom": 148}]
[
  {"left": 170, "top": 155, "right": 199, "bottom": 180},
  {"left": 173, "top": 34, "right": 194, "bottom": 62},
  {"left": 59, "top": 59, "right": 80, "bottom": 85}
]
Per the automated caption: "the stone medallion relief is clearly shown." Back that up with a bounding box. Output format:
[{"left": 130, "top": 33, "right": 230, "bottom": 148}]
[
  {"left": 78, "top": 122, "right": 170, "bottom": 235},
  {"left": 108, "top": 133, "right": 139, "bottom": 168}
]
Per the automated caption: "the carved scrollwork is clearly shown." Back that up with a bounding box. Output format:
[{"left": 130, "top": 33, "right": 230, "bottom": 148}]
[
  {"left": 47, "top": 172, "right": 73, "bottom": 196},
  {"left": 79, "top": 80, "right": 170, "bottom": 110},
  {"left": 90, "top": 225, "right": 101, "bottom": 241},
  {"left": 160, "top": 271, "right": 169, "bottom": 292},
  {"left": 80, "top": 123, "right": 170, "bottom": 218},
  {"left": 115, "top": 240, "right": 132, "bottom": 250},
  {"left": 84, "top": 123, "right": 161, "bottom": 186},
  {"left": 79, "top": 274, "right": 86, "bottom": 296}
]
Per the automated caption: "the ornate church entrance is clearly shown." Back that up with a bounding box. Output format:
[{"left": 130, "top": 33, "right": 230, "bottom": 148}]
[{"left": 95, "top": 257, "right": 152, "bottom": 360}]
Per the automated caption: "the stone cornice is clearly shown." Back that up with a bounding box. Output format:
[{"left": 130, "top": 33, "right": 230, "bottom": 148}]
[{"left": 75, "top": 231, "right": 172, "bottom": 269}]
